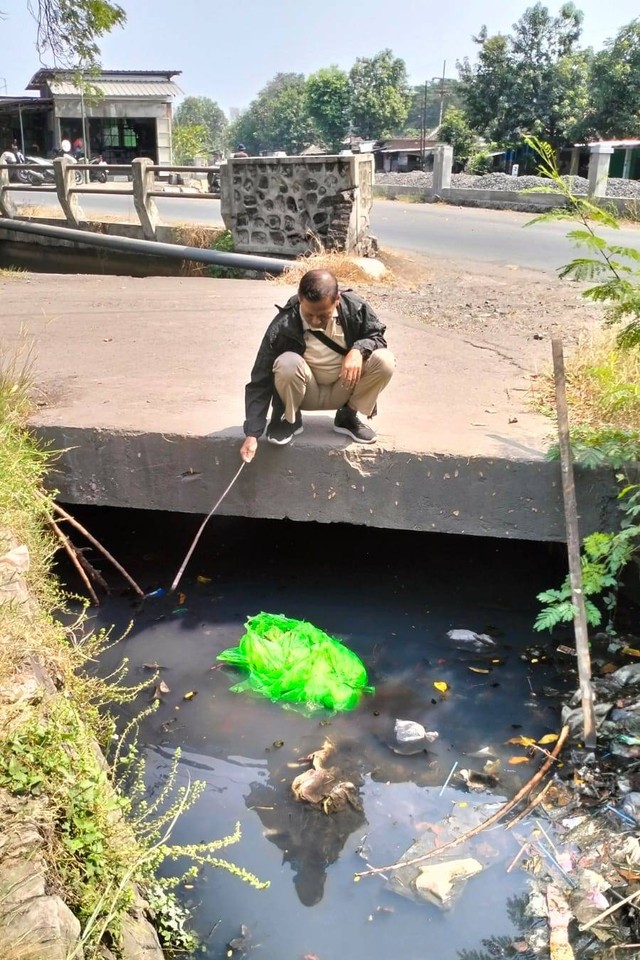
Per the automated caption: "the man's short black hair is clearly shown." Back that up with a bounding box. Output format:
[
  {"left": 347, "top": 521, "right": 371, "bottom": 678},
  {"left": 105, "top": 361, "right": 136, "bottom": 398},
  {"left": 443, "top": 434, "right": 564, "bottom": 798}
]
[{"left": 298, "top": 269, "right": 339, "bottom": 303}]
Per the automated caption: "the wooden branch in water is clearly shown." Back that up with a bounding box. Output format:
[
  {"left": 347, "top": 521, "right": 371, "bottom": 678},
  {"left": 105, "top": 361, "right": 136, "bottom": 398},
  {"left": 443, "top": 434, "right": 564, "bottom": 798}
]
[
  {"left": 552, "top": 340, "right": 597, "bottom": 749},
  {"left": 75, "top": 547, "right": 110, "bottom": 593},
  {"left": 506, "top": 778, "right": 554, "bottom": 829},
  {"left": 37, "top": 492, "right": 144, "bottom": 597},
  {"left": 46, "top": 515, "right": 100, "bottom": 606},
  {"left": 354, "top": 725, "right": 570, "bottom": 880}
]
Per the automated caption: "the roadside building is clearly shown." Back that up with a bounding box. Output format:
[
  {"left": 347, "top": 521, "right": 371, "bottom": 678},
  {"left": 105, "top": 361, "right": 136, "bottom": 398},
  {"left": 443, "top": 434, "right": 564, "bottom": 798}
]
[
  {"left": 0, "top": 69, "right": 182, "bottom": 164},
  {"left": 373, "top": 136, "right": 439, "bottom": 173}
]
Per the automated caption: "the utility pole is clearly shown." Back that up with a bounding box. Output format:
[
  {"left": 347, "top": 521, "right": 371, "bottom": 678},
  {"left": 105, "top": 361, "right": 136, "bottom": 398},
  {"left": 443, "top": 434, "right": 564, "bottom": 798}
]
[
  {"left": 438, "top": 60, "right": 447, "bottom": 127},
  {"left": 420, "top": 81, "right": 428, "bottom": 170}
]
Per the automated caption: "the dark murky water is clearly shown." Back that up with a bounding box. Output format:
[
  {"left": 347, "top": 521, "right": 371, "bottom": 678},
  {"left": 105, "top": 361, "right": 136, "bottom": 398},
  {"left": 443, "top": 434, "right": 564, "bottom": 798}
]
[{"left": 66, "top": 510, "right": 572, "bottom": 960}]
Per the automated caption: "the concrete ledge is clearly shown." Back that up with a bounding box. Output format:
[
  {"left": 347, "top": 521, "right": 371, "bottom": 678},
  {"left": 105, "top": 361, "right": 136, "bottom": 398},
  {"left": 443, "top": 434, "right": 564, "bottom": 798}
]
[
  {"left": 0, "top": 273, "right": 620, "bottom": 542},
  {"left": 35, "top": 424, "right": 617, "bottom": 542}
]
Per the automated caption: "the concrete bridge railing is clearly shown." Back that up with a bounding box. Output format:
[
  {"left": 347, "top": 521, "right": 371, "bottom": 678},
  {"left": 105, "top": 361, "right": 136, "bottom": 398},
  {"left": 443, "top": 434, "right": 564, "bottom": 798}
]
[{"left": 0, "top": 157, "right": 220, "bottom": 241}]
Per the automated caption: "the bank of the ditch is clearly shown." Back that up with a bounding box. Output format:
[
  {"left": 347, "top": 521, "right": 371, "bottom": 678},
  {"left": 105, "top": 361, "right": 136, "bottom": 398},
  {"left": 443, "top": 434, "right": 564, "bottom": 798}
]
[{"left": 0, "top": 373, "right": 194, "bottom": 960}]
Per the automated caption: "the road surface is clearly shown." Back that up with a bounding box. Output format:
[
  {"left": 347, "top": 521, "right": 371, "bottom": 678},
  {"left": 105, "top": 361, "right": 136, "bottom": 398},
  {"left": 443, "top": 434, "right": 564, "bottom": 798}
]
[{"left": 9, "top": 189, "right": 639, "bottom": 272}]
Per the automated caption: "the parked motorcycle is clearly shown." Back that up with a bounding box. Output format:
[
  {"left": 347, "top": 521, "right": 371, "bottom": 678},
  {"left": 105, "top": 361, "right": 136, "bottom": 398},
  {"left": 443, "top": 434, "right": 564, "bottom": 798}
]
[
  {"left": 76, "top": 154, "right": 109, "bottom": 183},
  {"left": 22, "top": 155, "right": 56, "bottom": 185},
  {"left": 207, "top": 165, "right": 221, "bottom": 194},
  {"left": 0, "top": 148, "right": 31, "bottom": 184}
]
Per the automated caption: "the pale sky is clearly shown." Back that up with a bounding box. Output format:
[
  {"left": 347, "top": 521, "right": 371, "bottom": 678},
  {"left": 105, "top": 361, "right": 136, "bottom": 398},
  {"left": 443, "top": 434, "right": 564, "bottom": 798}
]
[{"left": 1, "top": 0, "right": 638, "bottom": 112}]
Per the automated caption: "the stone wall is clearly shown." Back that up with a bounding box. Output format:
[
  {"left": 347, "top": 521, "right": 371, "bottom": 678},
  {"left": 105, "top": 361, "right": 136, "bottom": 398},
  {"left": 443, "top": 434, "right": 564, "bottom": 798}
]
[{"left": 220, "top": 154, "right": 376, "bottom": 257}]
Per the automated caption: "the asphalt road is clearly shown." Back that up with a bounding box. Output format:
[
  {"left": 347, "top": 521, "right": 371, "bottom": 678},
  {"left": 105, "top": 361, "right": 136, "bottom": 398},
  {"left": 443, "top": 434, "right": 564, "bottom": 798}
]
[{"left": 9, "top": 188, "right": 639, "bottom": 272}]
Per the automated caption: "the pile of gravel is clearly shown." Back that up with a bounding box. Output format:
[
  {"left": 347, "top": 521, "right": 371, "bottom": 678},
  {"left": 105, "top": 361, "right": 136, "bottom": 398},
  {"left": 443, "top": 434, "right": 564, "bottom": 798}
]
[
  {"left": 606, "top": 178, "right": 640, "bottom": 199},
  {"left": 375, "top": 170, "right": 640, "bottom": 199},
  {"left": 376, "top": 171, "right": 433, "bottom": 187}
]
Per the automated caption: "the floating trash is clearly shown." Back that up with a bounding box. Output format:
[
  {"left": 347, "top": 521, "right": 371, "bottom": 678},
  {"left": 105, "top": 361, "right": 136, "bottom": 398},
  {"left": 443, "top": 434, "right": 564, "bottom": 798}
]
[{"left": 217, "top": 612, "right": 373, "bottom": 712}]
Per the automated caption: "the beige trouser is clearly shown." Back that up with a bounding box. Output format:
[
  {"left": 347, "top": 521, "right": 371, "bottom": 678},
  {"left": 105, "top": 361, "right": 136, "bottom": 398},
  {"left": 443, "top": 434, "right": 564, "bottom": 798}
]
[{"left": 273, "top": 349, "right": 395, "bottom": 423}]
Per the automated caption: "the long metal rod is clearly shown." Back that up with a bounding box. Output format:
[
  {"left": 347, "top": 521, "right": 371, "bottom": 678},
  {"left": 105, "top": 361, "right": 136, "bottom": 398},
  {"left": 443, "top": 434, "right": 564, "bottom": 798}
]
[
  {"left": 0, "top": 218, "right": 289, "bottom": 273},
  {"left": 170, "top": 462, "right": 246, "bottom": 593},
  {"left": 552, "top": 339, "right": 596, "bottom": 748}
]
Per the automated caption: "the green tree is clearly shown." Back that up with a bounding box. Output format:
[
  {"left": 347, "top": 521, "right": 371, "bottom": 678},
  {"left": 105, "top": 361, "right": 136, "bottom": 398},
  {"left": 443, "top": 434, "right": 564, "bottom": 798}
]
[
  {"left": 349, "top": 49, "right": 412, "bottom": 139},
  {"left": 25, "top": 0, "right": 126, "bottom": 67},
  {"left": 172, "top": 123, "right": 212, "bottom": 164},
  {"left": 174, "top": 97, "right": 228, "bottom": 153},
  {"left": 458, "top": 3, "right": 590, "bottom": 148},
  {"left": 438, "top": 106, "right": 477, "bottom": 164},
  {"left": 402, "top": 80, "right": 464, "bottom": 135},
  {"left": 229, "top": 73, "right": 318, "bottom": 155},
  {"left": 587, "top": 18, "right": 640, "bottom": 138},
  {"left": 305, "top": 66, "right": 351, "bottom": 150}
]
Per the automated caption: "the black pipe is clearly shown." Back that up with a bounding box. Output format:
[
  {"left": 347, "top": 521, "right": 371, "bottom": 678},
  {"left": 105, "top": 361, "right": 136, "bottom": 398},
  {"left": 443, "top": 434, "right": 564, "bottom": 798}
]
[{"left": 0, "top": 218, "right": 290, "bottom": 274}]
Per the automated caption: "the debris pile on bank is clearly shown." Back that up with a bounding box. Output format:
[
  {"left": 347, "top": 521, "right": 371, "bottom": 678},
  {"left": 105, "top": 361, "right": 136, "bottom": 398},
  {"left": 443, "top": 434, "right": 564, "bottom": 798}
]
[{"left": 352, "top": 631, "right": 640, "bottom": 958}]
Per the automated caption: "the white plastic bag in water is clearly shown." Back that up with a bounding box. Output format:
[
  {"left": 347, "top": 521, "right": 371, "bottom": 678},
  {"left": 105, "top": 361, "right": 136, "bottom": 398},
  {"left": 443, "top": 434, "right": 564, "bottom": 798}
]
[
  {"left": 391, "top": 719, "right": 439, "bottom": 755},
  {"left": 447, "top": 629, "right": 497, "bottom": 651}
]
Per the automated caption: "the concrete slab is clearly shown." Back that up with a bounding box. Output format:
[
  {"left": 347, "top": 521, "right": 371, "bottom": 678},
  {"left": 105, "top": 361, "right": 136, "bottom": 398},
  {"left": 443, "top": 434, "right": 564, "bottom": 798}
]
[{"left": 0, "top": 273, "right": 616, "bottom": 540}]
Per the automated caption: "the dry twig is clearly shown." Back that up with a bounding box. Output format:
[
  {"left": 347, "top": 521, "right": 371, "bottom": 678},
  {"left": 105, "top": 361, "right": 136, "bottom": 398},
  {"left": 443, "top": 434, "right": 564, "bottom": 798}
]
[
  {"left": 355, "top": 725, "right": 569, "bottom": 880},
  {"left": 46, "top": 515, "right": 99, "bottom": 605},
  {"left": 37, "top": 492, "right": 144, "bottom": 597}
]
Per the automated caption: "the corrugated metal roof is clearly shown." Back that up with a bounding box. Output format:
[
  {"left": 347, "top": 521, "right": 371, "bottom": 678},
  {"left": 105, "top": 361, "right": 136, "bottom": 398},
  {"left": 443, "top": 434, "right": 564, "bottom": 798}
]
[
  {"left": 48, "top": 79, "right": 182, "bottom": 98},
  {"left": 27, "top": 69, "right": 181, "bottom": 89}
]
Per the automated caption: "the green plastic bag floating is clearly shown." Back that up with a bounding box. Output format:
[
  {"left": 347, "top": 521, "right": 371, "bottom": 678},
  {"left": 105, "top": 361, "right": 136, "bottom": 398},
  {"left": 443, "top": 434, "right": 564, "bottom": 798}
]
[{"left": 217, "top": 612, "right": 374, "bottom": 712}]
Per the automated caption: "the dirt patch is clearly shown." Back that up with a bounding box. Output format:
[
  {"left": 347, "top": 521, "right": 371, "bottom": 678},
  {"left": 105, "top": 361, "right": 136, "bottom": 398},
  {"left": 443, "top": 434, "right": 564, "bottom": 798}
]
[{"left": 359, "top": 248, "right": 603, "bottom": 346}]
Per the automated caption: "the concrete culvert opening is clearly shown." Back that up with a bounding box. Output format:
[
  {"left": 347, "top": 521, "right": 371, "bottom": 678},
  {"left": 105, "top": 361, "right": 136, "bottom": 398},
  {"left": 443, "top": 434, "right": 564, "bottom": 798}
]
[{"left": 61, "top": 507, "right": 594, "bottom": 958}]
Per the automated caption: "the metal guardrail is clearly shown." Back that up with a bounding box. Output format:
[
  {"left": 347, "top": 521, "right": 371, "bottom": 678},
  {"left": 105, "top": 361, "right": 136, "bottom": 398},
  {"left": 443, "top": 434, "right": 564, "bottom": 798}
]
[{"left": 0, "top": 157, "right": 221, "bottom": 239}]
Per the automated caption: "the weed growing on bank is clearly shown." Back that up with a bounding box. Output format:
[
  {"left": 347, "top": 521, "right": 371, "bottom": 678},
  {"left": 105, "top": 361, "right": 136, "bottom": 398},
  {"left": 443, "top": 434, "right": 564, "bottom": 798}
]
[
  {"left": 533, "top": 328, "right": 640, "bottom": 436},
  {"left": 524, "top": 139, "right": 640, "bottom": 636},
  {"left": 0, "top": 350, "right": 268, "bottom": 958}
]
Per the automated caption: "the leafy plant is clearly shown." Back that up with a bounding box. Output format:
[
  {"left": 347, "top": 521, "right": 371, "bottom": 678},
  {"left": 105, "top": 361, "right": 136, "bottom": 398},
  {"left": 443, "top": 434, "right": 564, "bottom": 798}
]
[
  {"left": 465, "top": 149, "right": 494, "bottom": 175},
  {"left": 208, "top": 229, "right": 245, "bottom": 279},
  {"left": 545, "top": 425, "right": 640, "bottom": 470},
  {"left": 525, "top": 137, "right": 640, "bottom": 635},
  {"left": 524, "top": 135, "right": 640, "bottom": 348},
  {"left": 535, "top": 479, "right": 640, "bottom": 634}
]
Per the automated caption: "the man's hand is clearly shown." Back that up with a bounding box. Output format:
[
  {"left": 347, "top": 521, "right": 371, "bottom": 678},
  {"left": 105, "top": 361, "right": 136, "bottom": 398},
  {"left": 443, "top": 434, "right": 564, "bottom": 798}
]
[
  {"left": 341, "top": 349, "right": 363, "bottom": 390},
  {"left": 240, "top": 437, "right": 258, "bottom": 463}
]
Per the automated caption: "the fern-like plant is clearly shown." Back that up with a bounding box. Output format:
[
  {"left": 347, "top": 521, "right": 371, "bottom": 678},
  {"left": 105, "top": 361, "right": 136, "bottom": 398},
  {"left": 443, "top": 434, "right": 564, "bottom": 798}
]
[{"left": 523, "top": 135, "right": 640, "bottom": 348}]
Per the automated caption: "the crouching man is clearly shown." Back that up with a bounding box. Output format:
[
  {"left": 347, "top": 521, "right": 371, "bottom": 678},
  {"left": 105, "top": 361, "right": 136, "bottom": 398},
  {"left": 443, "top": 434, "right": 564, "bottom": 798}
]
[{"left": 240, "top": 269, "right": 395, "bottom": 463}]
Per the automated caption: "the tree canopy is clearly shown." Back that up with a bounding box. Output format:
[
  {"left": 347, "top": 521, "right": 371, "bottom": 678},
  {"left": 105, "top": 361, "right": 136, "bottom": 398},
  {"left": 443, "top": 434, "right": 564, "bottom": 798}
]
[
  {"left": 26, "top": 0, "right": 126, "bottom": 67},
  {"left": 174, "top": 97, "right": 228, "bottom": 153},
  {"left": 229, "top": 50, "right": 413, "bottom": 154},
  {"left": 458, "top": 3, "right": 590, "bottom": 148},
  {"left": 349, "top": 49, "right": 412, "bottom": 139},
  {"left": 229, "top": 73, "right": 319, "bottom": 156},
  {"left": 305, "top": 66, "right": 351, "bottom": 151},
  {"left": 586, "top": 18, "right": 640, "bottom": 138}
]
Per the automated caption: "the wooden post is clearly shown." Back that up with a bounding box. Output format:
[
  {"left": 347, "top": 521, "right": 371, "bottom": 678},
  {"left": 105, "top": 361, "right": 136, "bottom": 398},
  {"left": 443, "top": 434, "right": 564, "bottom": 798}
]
[{"left": 552, "top": 339, "right": 597, "bottom": 748}]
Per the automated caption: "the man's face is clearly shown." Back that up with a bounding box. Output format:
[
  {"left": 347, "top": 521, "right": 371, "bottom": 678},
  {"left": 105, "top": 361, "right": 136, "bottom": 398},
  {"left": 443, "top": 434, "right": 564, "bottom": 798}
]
[{"left": 300, "top": 294, "right": 339, "bottom": 330}]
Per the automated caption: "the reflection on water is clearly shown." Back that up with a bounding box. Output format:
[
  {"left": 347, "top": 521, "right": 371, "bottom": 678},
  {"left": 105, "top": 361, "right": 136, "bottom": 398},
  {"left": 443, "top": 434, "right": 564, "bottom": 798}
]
[{"left": 72, "top": 511, "right": 570, "bottom": 959}]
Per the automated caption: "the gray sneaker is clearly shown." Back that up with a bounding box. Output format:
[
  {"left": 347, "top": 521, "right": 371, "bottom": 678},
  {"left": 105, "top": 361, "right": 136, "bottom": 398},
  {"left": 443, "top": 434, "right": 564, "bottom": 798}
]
[{"left": 333, "top": 405, "right": 376, "bottom": 443}]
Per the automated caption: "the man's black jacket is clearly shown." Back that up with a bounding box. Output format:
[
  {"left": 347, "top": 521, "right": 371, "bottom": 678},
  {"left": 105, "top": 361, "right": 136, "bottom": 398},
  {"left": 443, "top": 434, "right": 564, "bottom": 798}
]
[{"left": 243, "top": 291, "right": 387, "bottom": 438}]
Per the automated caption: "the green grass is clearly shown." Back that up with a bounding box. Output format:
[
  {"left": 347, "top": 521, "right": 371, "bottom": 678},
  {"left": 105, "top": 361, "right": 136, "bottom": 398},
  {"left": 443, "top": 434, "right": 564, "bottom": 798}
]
[
  {"left": 533, "top": 328, "right": 640, "bottom": 436},
  {"left": 0, "top": 345, "right": 268, "bottom": 958}
]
